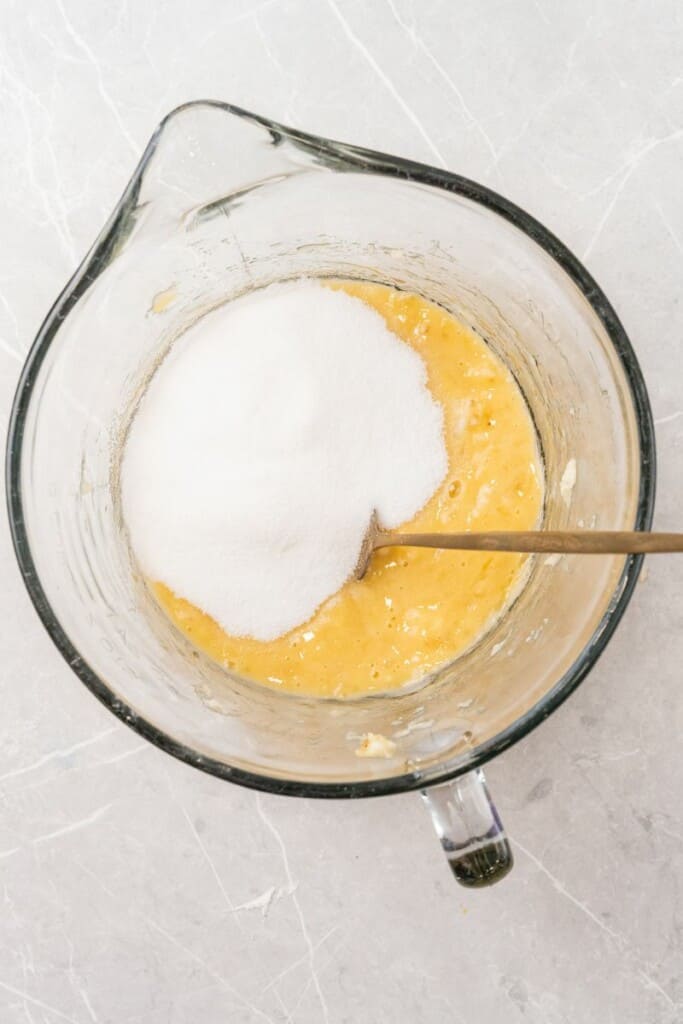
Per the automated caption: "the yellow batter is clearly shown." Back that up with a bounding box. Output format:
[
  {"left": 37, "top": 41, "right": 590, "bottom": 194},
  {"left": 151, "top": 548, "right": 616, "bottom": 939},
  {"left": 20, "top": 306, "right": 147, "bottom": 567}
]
[{"left": 153, "top": 281, "right": 543, "bottom": 697}]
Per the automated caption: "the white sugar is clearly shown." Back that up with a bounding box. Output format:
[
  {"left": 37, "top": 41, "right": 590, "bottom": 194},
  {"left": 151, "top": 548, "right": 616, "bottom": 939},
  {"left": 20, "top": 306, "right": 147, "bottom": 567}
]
[{"left": 122, "top": 280, "right": 447, "bottom": 641}]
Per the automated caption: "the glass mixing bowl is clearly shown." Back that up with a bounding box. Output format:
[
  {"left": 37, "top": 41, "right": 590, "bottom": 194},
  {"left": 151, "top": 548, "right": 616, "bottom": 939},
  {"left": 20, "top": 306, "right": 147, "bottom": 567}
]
[{"left": 6, "top": 102, "right": 655, "bottom": 887}]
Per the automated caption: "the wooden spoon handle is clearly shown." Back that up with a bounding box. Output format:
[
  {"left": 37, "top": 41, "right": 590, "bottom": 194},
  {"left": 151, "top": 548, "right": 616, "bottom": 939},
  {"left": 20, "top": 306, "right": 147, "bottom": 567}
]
[{"left": 376, "top": 530, "right": 683, "bottom": 555}]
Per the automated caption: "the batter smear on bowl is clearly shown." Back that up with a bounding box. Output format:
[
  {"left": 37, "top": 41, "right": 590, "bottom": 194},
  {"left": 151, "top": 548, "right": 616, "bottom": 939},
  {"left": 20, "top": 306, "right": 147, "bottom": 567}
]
[{"left": 121, "top": 279, "right": 543, "bottom": 697}]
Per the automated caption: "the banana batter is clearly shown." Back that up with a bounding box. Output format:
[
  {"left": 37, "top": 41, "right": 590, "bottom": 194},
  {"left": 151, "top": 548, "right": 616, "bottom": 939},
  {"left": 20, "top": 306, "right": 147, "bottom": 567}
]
[{"left": 153, "top": 281, "right": 543, "bottom": 697}]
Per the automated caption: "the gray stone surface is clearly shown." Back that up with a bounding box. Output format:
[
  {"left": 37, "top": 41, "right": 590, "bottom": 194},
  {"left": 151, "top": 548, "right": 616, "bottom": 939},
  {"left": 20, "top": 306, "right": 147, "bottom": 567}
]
[{"left": 1, "top": 1, "right": 682, "bottom": 1021}]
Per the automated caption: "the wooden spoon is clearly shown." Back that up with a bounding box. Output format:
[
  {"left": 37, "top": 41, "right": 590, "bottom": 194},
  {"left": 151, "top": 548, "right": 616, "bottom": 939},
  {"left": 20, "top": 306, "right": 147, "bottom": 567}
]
[{"left": 354, "top": 511, "right": 683, "bottom": 580}]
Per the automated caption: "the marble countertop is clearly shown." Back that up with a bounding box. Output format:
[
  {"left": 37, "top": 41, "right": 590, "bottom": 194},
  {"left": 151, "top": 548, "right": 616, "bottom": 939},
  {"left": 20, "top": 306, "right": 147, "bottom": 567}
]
[{"left": 1, "top": 1, "right": 682, "bottom": 1021}]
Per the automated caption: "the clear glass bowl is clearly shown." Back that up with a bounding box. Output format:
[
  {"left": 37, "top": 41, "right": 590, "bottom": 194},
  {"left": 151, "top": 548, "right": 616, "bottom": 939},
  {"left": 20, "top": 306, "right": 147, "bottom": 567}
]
[{"left": 6, "top": 102, "right": 655, "bottom": 886}]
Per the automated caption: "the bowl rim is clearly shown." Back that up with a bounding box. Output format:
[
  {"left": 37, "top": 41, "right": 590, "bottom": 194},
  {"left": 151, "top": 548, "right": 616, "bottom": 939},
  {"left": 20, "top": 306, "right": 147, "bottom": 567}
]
[{"left": 5, "top": 100, "right": 656, "bottom": 799}]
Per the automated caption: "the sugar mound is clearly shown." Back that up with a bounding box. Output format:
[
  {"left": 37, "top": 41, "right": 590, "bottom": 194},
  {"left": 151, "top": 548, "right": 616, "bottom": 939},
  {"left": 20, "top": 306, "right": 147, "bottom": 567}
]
[{"left": 121, "top": 280, "right": 447, "bottom": 641}]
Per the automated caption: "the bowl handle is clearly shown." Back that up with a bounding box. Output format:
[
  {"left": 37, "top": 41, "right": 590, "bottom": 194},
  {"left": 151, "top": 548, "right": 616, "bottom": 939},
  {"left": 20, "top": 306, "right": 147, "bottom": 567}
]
[{"left": 421, "top": 769, "right": 513, "bottom": 887}]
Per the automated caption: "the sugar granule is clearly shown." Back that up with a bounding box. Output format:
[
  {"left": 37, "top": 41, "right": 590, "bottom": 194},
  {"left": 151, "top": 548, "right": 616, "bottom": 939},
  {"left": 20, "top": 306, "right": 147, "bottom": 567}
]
[{"left": 121, "top": 280, "right": 447, "bottom": 641}]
